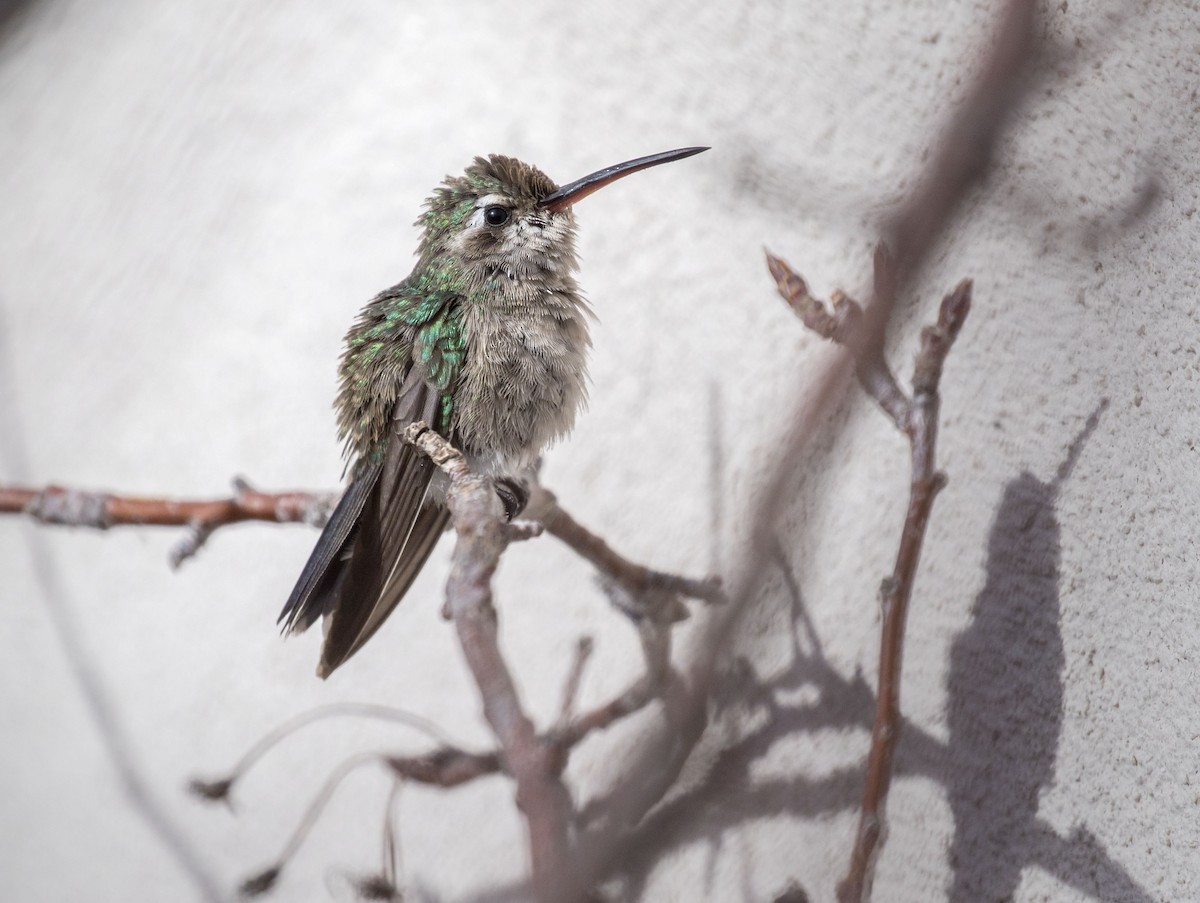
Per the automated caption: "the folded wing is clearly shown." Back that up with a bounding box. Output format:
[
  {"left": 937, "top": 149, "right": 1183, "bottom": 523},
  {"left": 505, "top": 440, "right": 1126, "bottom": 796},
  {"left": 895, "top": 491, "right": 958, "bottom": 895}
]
[{"left": 279, "top": 366, "right": 451, "bottom": 677}]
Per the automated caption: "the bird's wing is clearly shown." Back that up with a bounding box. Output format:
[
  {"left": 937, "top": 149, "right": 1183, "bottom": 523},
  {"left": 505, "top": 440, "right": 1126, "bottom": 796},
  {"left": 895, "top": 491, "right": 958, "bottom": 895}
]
[
  {"left": 313, "top": 365, "right": 450, "bottom": 677},
  {"left": 280, "top": 291, "right": 465, "bottom": 678}
]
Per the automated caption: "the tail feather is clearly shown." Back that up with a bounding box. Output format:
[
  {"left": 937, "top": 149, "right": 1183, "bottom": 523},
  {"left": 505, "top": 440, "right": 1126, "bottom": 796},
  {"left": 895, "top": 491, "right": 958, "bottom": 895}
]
[
  {"left": 317, "top": 500, "right": 450, "bottom": 677},
  {"left": 314, "top": 437, "right": 440, "bottom": 677},
  {"left": 278, "top": 463, "right": 382, "bottom": 635}
]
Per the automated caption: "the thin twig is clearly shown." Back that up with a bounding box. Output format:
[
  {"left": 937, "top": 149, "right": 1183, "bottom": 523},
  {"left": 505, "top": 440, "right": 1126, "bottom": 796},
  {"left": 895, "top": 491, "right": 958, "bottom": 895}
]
[
  {"left": 771, "top": 253, "right": 972, "bottom": 901},
  {"left": 552, "top": 618, "right": 675, "bottom": 755},
  {"left": 766, "top": 247, "right": 909, "bottom": 429},
  {"left": 0, "top": 479, "right": 337, "bottom": 567},
  {"left": 532, "top": 486, "right": 725, "bottom": 607},
  {"left": 187, "top": 703, "right": 468, "bottom": 804},
  {"left": 239, "top": 751, "right": 389, "bottom": 897},
  {"left": 835, "top": 282, "right": 970, "bottom": 903}
]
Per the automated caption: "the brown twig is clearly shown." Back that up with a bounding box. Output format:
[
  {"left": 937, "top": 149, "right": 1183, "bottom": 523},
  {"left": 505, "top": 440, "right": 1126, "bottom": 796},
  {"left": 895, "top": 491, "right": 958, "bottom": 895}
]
[
  {"left": 766, "top": 245, "right": 910, "bottom": 430},
  {"left": 552, "top": 618, "right": 675, "bottom": 755},
  {"left": 822, "top": 2, "right": 1036, "bottom": 892},
  {"left": 0, "top": 479, "right": 337, "bottom": 567},
  {"left": 532, "top": 485, "right": 726, "bottom": 608},
  {"left": 835, "top": 282, "right": 969, "bottom": 903},
  {"left": 769, "top": 252, "right": 972, "bottom": 901}
]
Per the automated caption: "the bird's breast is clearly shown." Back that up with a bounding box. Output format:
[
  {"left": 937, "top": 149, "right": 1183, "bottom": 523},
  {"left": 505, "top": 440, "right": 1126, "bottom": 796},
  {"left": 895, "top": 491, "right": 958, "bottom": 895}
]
[{"left": 454, "top": 290, "right": 591, "bottom": 469}]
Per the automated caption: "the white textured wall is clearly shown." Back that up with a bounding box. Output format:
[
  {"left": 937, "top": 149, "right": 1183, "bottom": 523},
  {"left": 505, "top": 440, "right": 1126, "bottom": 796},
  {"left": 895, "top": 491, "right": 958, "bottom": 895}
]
[{"left": 1, "top": 1, "right": 1195, "bottom": 901}]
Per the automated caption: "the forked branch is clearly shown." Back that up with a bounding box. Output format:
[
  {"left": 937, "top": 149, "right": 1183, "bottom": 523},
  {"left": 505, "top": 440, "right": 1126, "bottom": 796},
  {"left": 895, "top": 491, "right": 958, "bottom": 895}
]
[{"left": 769, "top": 248, "right": 971, "bottom": 903}]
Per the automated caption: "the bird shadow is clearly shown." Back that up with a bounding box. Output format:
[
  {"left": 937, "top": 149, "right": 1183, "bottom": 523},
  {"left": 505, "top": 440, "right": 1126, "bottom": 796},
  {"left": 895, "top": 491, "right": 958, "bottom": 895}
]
[
  {"left": 594, "top": 399, "right": 1150, "bottom": 903},
  {"left": 941, "top": 398, "right": 1150, "bottom": 903}
]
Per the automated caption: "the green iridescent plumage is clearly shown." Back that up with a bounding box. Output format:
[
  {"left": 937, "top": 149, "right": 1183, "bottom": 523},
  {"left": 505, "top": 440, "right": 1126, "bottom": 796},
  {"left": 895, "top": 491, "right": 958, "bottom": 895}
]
[{"left": 338, "top": 277, "right": 465, "bottom": 473}]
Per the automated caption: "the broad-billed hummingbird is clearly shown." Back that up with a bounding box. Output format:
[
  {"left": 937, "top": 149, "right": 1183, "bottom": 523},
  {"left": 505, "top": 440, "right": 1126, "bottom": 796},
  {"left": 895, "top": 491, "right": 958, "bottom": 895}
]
[{"left": 279, "top": 147, "right": 708, "bottom": 677}]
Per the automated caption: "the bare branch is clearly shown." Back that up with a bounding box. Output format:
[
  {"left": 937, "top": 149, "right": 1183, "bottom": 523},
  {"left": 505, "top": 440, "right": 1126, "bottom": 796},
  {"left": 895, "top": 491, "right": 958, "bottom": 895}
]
[
  {"left": 404, "top": 422, "right": 576, "bottom": 901},
  {"left": 187, "top": 702, "right": 468, "bottom": 805},
  {"left": 0, "top": 479, "right": 337, "bottom": 567},
  {"left": 744, "top": 1, "right": 1034, "bottom": 897},
  {"left": 771, "top": 238, "right": 973, "bottom": 903},
  {"left": 836, "top": 282, "right": 971, "bottom": 903},
  {"left": 553, "top": 619, "right": 674, "bottom": 755},
  {"left": 532, "top": 485, "right": 725, "bottom": 608},
  {"left": 766, "top": 248, "right": 910, "bottom": 431}
]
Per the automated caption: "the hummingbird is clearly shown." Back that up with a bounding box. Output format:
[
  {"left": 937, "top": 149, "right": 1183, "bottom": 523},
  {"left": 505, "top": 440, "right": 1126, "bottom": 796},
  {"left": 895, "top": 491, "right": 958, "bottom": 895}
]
[{"left": 278, "top": 146, "right": 708, "bottom": 678}]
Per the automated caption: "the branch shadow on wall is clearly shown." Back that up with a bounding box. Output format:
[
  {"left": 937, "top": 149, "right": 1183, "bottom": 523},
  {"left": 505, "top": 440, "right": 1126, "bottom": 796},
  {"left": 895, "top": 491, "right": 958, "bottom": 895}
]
[{"left": 598, "top": 400, "right": 1150, "bottom": 903}]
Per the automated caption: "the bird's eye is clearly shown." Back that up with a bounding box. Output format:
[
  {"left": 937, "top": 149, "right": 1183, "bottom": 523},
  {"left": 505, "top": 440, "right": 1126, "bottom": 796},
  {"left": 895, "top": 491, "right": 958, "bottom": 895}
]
[{"left": 483, "top": 206, "right": 510, "bottom": 227}]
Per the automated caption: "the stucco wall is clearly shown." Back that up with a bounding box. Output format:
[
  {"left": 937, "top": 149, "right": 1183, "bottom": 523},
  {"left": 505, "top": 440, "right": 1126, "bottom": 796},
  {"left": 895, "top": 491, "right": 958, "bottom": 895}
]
[{"left": 1, "top": 1, "right": 1195, "bottom": 901}]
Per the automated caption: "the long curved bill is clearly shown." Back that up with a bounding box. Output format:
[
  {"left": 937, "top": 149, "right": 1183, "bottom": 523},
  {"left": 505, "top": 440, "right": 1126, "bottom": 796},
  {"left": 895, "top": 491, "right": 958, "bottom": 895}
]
[{"left": 537, "top": 146, "right": 709, "bottom": 213}]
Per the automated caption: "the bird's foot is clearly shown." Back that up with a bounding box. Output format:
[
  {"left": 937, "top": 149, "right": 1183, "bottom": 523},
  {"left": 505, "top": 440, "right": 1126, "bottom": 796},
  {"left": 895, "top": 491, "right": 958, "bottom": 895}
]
[{"left": 494, "top": 477, "right": 529, "bottom": 522}]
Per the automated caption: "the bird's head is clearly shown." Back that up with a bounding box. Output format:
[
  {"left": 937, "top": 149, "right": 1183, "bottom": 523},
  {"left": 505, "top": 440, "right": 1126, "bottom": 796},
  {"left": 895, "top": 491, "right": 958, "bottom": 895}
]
[
  {"left": 419, "top": 155, "right": 574, "bottom": 283},
  {"left": 417, "top": 148, "right": 708, "bottom": 286}
]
